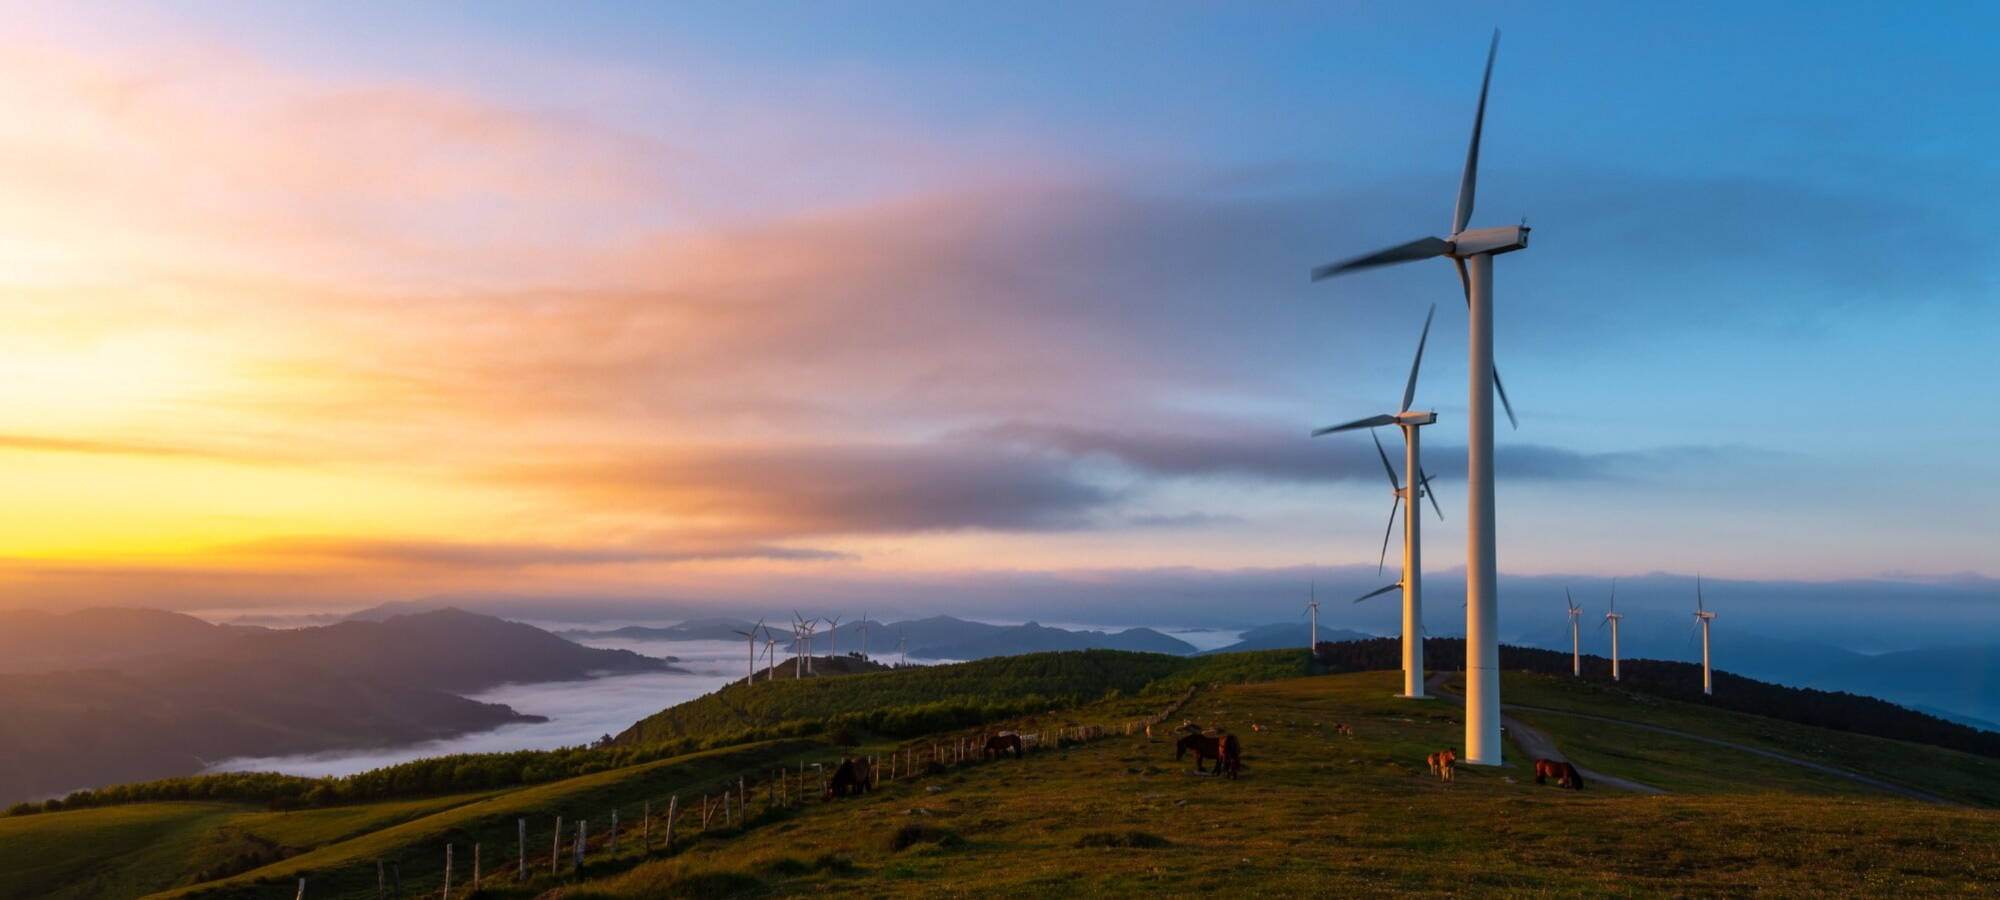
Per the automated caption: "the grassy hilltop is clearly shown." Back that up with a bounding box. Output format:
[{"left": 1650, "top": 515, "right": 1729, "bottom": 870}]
[{"left": 3, "top": 648, "right": 1998, "bottom": 898}]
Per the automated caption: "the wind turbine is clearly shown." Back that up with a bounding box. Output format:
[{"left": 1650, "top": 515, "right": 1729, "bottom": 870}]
[
  {"left": 1564, "top": 591, "right": 1582, "bottom": 677},
  {"left": 1602, "top": 580, "right": 1623, "bottom": 681},
  {"left": 793, "top": 613, "right": 820, "bottom": 676},
  {"left": 731, "top": 618, "right": 765, "bottom": 684},
  {"left": 790, "top": 613, "right": 808, "bottom": 678},
  {"left": 1316, "top": 305, "right": 1444, "bottom": 699},
  {"left": 825, "top": 614, "right": 843, "bottom": 659},
  {"left": 1305, "top": 582, "right": 1321, "bottom": 651},
  {"left": 1695, "top": 576, "right": 1717, "bottom": 695},
  {"left": 859, "top": 612, "right": 870, "bottom": 660},
  {"left": 899, "top": 628, "right": 907, "bottom": 666},
  {"left": 762, "top": 628, "right": 780, "bottom": 680},
  {"left": 1310, "top": 31, "right": 1528, "bottom": 764}
]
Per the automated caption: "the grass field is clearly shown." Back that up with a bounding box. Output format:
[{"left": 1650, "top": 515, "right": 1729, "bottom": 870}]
[
  {"left": 545, "top": 673, "right": 2000, "bottom": 897},
  {"left": 9, "top": 663, "right": 1999, "bottom": 898},
  {"left": 1493, "top": 671, "right": 2000, "bottom": 804}
]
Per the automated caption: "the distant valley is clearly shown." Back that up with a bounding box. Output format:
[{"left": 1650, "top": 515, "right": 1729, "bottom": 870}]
[{"left": 0, "top": 608, "right": 676, "bottom": 803}]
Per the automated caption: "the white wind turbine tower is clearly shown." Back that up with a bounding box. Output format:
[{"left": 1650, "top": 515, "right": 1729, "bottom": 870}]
[
  {"left": 762, "top": 628, "right": 780, "bottom": 680},
  {"left": 1602, "top": 580, "right": 1623, "bottom": 681},
  {"left": 859, "top": 612, "right": 870, "bottom": 660},
  {"left": 1695, "top": 576, "right": 1718, "bottom": 695},
  {"left": 1310, "top": 31, "right": 1528, "bottom": 764},
  {"left": 793, "top": 613, "right": 820, "bottom": 676},
  {"left": 899, "top": 628, "right": 908, "bottom": 666},
  {"left": 732, "top": 618, "right": 766, "bottom": 684},
  {"left": 1306, "top": 582, "right": 1320, "bottom": 651},
  {"left": 1320, "top": 306, "right": 1444, "bottom": 700},
  {"left": 825, "top": 614, "right": 843, "bottom": 659},
  {"left": 790, "top": 614, "right": 808, "bottom": 678},
  {"left": 1564, "top": 591, "right": 1582, "bottom": 677}
]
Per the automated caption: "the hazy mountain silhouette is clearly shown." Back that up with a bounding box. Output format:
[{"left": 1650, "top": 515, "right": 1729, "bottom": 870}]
[
  {"left": 1205, "top": 622, "right": 1377, "bottom": 654},
  {"left": 0, "top": 608, "right": 675, "bottom": 803}
]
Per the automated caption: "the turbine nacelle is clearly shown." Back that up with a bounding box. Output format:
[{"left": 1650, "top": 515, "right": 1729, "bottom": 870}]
[
  {"left": 1448, "top": 224, "right": 1530, "bottom": 258},
  {"left": 1397, "top": 410, "right": 1438, "bottom": 427}
]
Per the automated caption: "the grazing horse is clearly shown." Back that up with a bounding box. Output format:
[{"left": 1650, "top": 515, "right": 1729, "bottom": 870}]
[
  {"left": 1533, "top": 759, "right": 1584, "bottom": 790},
  {"left": 1427, "top": 749, "right": 1457, "bottom": 782},
  {"left": 1333, "top": 722, "right": 1355, "bottom": 737},
  {"left": 826, "top": 757, "right": 872, "bottom": 798},
  {"left": 984, "top": 732, "right": 1024, "bottom": 760},
  {"left": 1175, "top": 732, "right": 1242, "bottom": 779}
]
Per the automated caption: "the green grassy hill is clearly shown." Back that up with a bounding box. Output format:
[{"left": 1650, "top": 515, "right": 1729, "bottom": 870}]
[
  {"left": 614, "top": 648, "right": 1302, "bottom": 746},
  {"left": 6, "top": 651, "right": 2000, "bottom": 898}
]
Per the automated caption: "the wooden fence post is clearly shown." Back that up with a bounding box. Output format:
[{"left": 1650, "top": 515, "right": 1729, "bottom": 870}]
[
  {"left": 575, "top": 820, "right": 586, "bottom": 872},
  {"left": 643, "top": 800, "right": 651, "bottom": 851},
  {"left": 518, "top": 818, "right": 527, "bottom": 881},
  {"left": 551, "top": 816, "right": 562, "bottom": 877},
  {"left": 739, "top": 778, "right": 747, "bottom": 824},
  {"left": 610, "top": 808, "right": 619, "bottom": 856},
  {"left": 376, "top": 859, "right": 384, "bottom": 898},
  {"left": 442, "top": 843, "right": 452, "bottom": 900},
  {"left": 295, "top": 876, "right": 305, "bottom": 900},
  {"left": 472, "top": 843, "right": 480, "bottom": 889},
  {"left": 664, "top": 795, "right": 678, "bottom": 850}
]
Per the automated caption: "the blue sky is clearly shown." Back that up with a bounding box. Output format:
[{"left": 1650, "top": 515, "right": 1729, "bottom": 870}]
[{"left": 1, "top": 2, "right": 1996, "bottom": 630}]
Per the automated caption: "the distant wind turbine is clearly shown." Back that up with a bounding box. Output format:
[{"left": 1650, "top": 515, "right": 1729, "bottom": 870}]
[
  {"left": 899, "top": 628, "right": 907, "bottom": 666},
  {"left": 859, "top": 612, "right": 870, "bottom": 659},
  {"left": 1318, "top": 306, "right": 1444, "bottom": 700},
  {"left": 1602, "top": 580, "right": 1623, "bottom": 681},
  {"left": 825, "top": 614, "right": 843, "bottom": 658},
  {"left": 1564, "top": 591, "right": 1582, "bottom": 677},
  {"left": 762, "top": 628, "right": 780, "bottom": 680},
  {"left": 1305, "top": 582, "right": 1321, "bottom": 651},
  {"left": 731, "top": 618, "right": 765, "bottom": 684},
  {"left": 1310, "top": 30, "right": 1530, "bottom": 764},
  {"left": 1695, "top": 576, "right": 1718, "bottom": 695}
]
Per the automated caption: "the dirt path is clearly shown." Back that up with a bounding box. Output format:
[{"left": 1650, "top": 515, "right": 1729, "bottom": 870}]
[
  {"left": 1424, "top": 672, "right": 1954, "bottom": 805},
  {"left": 1424, "top": 672, "right": 1665, "bottom": 794}
]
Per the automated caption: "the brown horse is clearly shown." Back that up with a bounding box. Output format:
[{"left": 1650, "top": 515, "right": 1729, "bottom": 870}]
[
  {"left": 1175, "top": 732, "right": 1242, "bottom": 778},
  {"left": 984, "top": 732, "right": 1024, "bottom": 759},
  {"left": 1533, "top": 758, "right": 1584, "bottom": 790},
  {"left": 826, "top": 757, "right": 872, "bottom": 798},
  {"left": 1427, "top": 748, "right": 1457, "bottom": 781}
]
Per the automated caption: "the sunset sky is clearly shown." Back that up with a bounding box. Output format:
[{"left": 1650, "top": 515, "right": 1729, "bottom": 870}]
[{"left": 3, "top": 2, "right": 1997, "bottom": 622}]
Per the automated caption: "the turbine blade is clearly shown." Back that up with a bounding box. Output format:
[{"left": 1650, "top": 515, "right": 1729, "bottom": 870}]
[
  {"left": 1401, "top": 304, "right": 1436, "bottom": 412},
  {"left": 1311, "top": 236, "right": 1451, "bottom": 280},
  {"left": 1311, "top": 413, "right": 1398, "bottom": 436},
  {"left": 1352, "top": 582, "right": 1402, "bottom": 604},
  {"left": 1454, "top": 30, "right": 1499, "bottom": 235},
  {"left": 1609, "top": 578, "right": 1617, "bottom": 612},
  {"left": 1565, "top": 587, "right": 1575, "bottom": 612},
  {"left": 1378, "top": 495, "right": 1401, "bottom": 575},
  {"left": 1493, "top": 365, "right": 1519, "bottom": 429},
  {"left": 1371, "top": 429, "right": 1403, "bottom": 492},
  {"left": 1420, "top": 470, "right": 1444, "bottom": 521},
  {"left": 1452, "top": 256, "right": 1520, "bottom": 429}
]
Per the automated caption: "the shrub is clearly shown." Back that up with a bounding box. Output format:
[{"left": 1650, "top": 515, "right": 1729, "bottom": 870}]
[
  {"left": 889, "top": 823, "right": 963, "bottom": 852},
  {"left": 1075, "top": 830, "right": 1172, "bottom": 849}
]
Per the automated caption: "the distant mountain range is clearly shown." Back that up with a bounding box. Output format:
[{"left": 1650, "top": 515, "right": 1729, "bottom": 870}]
[
  {"left": 0, "top": 608, "right": 674, "bottom": 803},
  {"left": 1505, "top": 625, "right": 2000, "bottom": 730},
  {"left": 1205, "top": 622, "right": 1377, "bottom": 654},
  {"left": 562, "top": 614, "right": 1197, "bottom": 660}
]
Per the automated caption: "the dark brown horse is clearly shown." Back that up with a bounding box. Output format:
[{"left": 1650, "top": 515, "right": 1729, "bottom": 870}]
[
  {"left": 1533, "top": 758, "right": 1584, "bottom": 790},
  {"left": 827, "top": 757, "right": 872, "bottom": 798},
  {"left": 984, "top": 732, "right": 1024, "bottom": 759},
  {"left": 1175, "top": 732, "right": 1242, "bottom": 778}
]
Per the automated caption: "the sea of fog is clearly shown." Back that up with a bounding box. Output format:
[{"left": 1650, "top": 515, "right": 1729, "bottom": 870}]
[
  {"left": 206, "top": 622, "right": 1245, "bottom": 778},
  {"left": 206, "top": 636, "right": 750, "bottom": 777}
]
